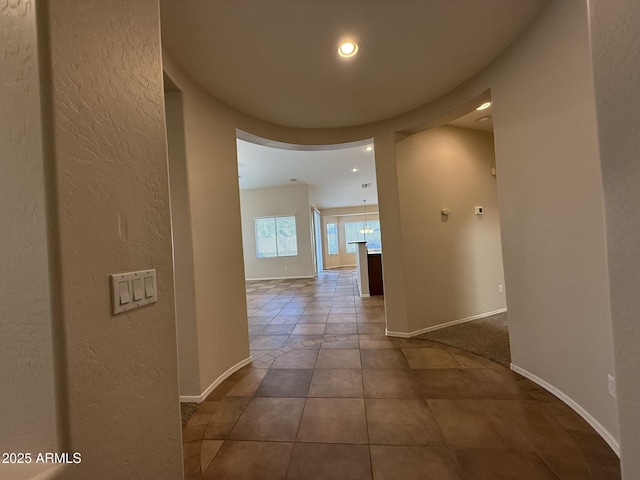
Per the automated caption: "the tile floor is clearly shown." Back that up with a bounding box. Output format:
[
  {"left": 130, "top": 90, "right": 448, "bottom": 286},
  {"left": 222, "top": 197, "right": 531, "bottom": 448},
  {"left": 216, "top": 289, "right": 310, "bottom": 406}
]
[{"left": 182, "top": 268, "right": 620, "bottom": 480}]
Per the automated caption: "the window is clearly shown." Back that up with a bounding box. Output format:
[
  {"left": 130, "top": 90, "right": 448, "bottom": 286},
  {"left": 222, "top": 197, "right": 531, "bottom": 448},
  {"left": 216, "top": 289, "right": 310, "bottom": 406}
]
[
  {"left": 326, "top": 222, "right": 338, "bottom": 255},
  {"left": 345, "top": 220, "right": 381, "bottom": 253},
  {"left": 255, "top": 216, "right": 298, "bottom": 258}
]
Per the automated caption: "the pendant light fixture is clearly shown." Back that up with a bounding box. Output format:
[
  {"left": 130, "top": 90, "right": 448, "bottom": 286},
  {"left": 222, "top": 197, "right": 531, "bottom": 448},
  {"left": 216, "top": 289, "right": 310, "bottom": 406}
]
[{"left": 360, "top": 200, "right": 374, "bottom": 237}]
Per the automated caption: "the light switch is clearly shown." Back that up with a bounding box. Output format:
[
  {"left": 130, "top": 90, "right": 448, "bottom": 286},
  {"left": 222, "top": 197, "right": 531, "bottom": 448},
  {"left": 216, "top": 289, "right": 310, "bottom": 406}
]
[
  {"left": 132, "top": 278, "right": 143, "bottom": 301},
  {"left": 144, "top": 276, "right": 155, "bottom": 298},
  {"left": 110, "top": 269, "right": 157, "bottom": 315},
  {"left": 119, "top": 281, "right": 131, "bottom": 305}
]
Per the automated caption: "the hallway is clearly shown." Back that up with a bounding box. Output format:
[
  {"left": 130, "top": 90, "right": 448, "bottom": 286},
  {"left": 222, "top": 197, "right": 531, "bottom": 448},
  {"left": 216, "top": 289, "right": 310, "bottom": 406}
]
[{"left": 181, "top": 269, "right": 620, "bottom": 479}]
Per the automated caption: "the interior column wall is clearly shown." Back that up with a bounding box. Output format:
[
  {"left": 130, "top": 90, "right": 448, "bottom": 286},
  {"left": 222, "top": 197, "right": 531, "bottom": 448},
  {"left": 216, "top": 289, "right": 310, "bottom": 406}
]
[
  {"left": 589, "top": 0, "right": 640, "bottom": 477},
  {"left": 165, "top": 92, "right": 201, "bottom": 397},
  {"left": 489, "top": 0, "right": 618, "bottom": 447},
  {"left": 44, "top": 1, "right": 183, "bottom": 478},
  {"left": 0, "top": 3, "right": 59, "bottom": 479},
  {"left": 162, "top": 55, "right": 251, "bottom": 396}
]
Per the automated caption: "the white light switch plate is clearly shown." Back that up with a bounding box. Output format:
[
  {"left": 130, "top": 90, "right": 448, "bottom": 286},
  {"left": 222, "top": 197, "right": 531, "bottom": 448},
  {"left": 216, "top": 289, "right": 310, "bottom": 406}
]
[{"left": 110, "top": 269, "right": 157, "bottom": 315}]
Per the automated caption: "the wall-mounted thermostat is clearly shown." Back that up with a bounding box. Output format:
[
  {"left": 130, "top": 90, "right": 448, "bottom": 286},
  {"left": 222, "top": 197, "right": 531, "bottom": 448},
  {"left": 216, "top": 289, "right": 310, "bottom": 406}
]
[{"left": 474, "top": 206, "right": 484, "bottom": 215}]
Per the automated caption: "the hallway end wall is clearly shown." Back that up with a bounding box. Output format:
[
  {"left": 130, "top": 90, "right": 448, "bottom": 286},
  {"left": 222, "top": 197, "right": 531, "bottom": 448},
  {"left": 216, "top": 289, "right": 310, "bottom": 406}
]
[
  {"left": 396, "top": 126, "right": 506, "bottom": 332},
  {"left": 240, "top": 184, "right": 315, "bottom": 280}
]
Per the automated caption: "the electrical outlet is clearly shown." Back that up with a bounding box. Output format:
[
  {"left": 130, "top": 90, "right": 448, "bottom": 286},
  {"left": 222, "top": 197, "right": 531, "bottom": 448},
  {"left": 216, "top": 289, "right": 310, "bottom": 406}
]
[
  {"left": 608, "top": 374, "right": 616, "bottom": 398},
  {"left": 498, "top": 284, "right": 504, "bottom": 294}
]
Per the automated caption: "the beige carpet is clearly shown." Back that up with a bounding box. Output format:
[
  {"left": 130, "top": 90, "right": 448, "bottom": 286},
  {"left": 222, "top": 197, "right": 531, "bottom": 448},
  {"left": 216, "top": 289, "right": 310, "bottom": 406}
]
[{"left": 417, "top": 312, "right": 510, "bottom": 367}]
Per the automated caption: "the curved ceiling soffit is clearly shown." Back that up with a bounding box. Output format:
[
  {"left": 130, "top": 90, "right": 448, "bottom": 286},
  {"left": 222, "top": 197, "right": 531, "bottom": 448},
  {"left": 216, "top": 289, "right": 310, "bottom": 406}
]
[{"left": 159, "top": 0, "right": 547, "bottom": 129}]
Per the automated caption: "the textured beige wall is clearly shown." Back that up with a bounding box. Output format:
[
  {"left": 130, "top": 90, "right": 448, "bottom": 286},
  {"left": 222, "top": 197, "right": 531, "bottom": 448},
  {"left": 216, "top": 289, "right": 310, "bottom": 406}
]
[
  {"left": 240, "top": 184, "right": 314, "bottom": 280},
  {"left": 165, "top": 92, "right": 201, "bottom": 397},
  {"left": 44, "top": 1, "right": 183, "bottom": 478},
  {"left": 396, "top": 126, "right": 506, "bottom": 332},
  {"left": 488, "top": 0, "right": 618, "bottom": 447},
  {"left": 589, "top": 0, "right": 639, "bottom": 476},
  {"left": 0, "top": 2, "right": 59, "bottom": 479},
  {"left": 161, "top": 55, "right": 251, "bottom": 395}
]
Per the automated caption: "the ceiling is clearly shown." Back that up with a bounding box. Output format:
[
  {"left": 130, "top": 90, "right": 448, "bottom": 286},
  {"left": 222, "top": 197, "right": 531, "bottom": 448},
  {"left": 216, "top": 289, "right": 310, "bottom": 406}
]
[
  {"left": 160, "top": 0, "right": 546, "bottom": 129},
  {"left": 448, "top": 107, "right": 494, "bottom": 132},
  {"left": 163, "top": 2, "right": 531, "bottom": 209},
  {"left": 236, "top": 101, "right": 493, "bottom": 210},
  {"left": 237, "top": 138, "right": 378, "bottom": 209}
]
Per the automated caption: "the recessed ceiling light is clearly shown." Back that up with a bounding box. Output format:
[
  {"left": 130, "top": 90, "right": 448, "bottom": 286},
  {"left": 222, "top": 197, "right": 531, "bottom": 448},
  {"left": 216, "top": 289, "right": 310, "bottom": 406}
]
[
  {"left": 477, "top": 115, "right": 492, "bottom": 123},
  {"left": 476, "top": 101, "right": 492, "bottom": 111},
  {"left": 289, "top": 178, "right": 297, "bottom": 182},
  {"left": 365, "top": 145, "right": 373, "bottom": 152},
  {"left": 352, "top": 168, "right": 358, "bottom": 172},
  {"left": 338, "top": 41, "right": 359, "bottom": 58}
]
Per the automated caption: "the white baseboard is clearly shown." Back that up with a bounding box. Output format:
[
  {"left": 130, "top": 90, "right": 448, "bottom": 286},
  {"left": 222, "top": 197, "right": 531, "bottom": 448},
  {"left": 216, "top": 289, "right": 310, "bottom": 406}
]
[
  {"left": 180, "top": 356, "right": 252, "bottom": 403},
  {"left": 385, "top": 308, "right": 507, "bottom": 338},
  {"left": 245, "top": 275, "right": 314, "bottom": 281},
  {"left": 510, "top": 363, "right": 620, "bottom": 457},
  {"left": 324, "top": 264, "right": 356, "bottom": 269}
]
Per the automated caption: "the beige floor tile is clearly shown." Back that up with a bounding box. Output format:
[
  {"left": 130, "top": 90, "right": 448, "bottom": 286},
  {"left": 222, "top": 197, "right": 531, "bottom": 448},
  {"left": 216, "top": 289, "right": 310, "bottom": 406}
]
[
  {"left": 359, "top": 339, "right": 399, "bottom": 349},
  {"left": 452, "top": 449, "right": 560, "bottom": 480},
  {"left": 186, "top": 413, "right": 213, "bottom": 428},
  {"left": 249, "top": 335, "right": 289, "bottom": 350},
  {"left": 226, "top": 369, "right": 268, "bottom": 396},
  {"left": 203, "top": 441, "right": 293, "bottom": 480},
  {"left": 271, "top": 349, "right": 319, "bottom": 369},
  {"left": 287, "top": 444, "right": 371, "bottom": 480},
  {"left": 203, "top": 397, "right": 251, "bottom": 439},
  {"left": 412, "top": 369, "right": 487, "bottom": 399},
  {"left": 254, "top": 369, "right": 313, "bottom": 397},
  {"left": 360, "top": 349, "right": 408, "bottom": 369},
  {"left": 229, "top": 397, "right": 305, "bottom": 441},
  {"left": 362, "top": 369, "right": 419, "bottom": 399},
  {"left": 308, "top": 369, "right": 364, "bottom": 397},
  {"left": 370, "top": 445, "right": 462, "bottom": 480},
  {"left": 402, "top": 348, "right": 460, "bottom": 369},
  {"left": 296, "top": 398, "right": 368, "bottom": 444},
  {"left": 327, "top": 314, "right": 357, "bottom": 323},
  {"left": 200, "top": 440, "right": 223, "bottom": 475},
  {"left": 292, "top": 323, "right": 326, "bottom": 335},
  {"left": 324, "top": 322, "right": 359, "bottom": 335},
  {"left": 366, "top": 398, "right": 445, "bottom": 446},
  {"left": 315, "top": 349, "right": 362, "bottom": 369},
  {"left": 427, "top": 399, "right": 532, "bottom": 450},
  {"left": 357, "top": 322, "right": 386, "bottom": 334},
  {"left": 321, "top": 339, "right": 360, "bottom": 349}
]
